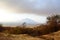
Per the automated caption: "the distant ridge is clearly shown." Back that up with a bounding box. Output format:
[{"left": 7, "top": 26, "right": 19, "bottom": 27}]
[
  {"left": 0, "top": 18, "right": 40, "bottom": 26},
  {"left": 20, "top": 18, "right": 39, "bottom": 25}
]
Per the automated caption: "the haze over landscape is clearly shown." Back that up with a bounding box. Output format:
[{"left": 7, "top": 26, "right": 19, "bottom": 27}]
[{"left": 0, "top": 13, "right": 47, "bottom": 26}]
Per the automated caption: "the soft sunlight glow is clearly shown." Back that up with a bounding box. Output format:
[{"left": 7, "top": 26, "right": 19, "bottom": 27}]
[{"left": 0, "top": 8, "right": 47, "bottom": 23}]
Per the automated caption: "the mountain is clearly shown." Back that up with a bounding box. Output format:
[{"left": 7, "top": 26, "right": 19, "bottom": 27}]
[
  {"left": 20, "top": 18, "right": 39, "bottom": 25},
  {"left": 1, "top": 18, "right": 39, "bottom": 26}
]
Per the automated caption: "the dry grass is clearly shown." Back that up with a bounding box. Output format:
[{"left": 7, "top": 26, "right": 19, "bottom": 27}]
[
  {"left": 1, "top": 30, "right": 60, "bottom": 40},
  {"left": 38, "top": 30, "right": 60, "bottom": 40},
  {"left": 0, "top": 33, "right": 46, "bottom": 40}
]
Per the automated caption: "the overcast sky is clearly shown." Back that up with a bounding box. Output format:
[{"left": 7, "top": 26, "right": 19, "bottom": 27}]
[{"left": 0, "top": 0, "right": 60, "bottom": 16}]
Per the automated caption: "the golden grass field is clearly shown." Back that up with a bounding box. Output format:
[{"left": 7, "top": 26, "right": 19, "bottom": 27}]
[
  {"left": 0, "top": 30, "right": 60, "bottom": 40},
  {"left": 0, "top": 33, "right": 45, "bottom": 40}
]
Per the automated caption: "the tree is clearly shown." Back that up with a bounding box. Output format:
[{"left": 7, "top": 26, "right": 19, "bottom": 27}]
[
  {"left": 47, "top": 15, "right": 60, "bottom": 31},
  {"left": 22, "top": 22, "right": 26, "bottom": 28},
  {"left": 0, "top": 24, "right": 3, "bottom": 32}
]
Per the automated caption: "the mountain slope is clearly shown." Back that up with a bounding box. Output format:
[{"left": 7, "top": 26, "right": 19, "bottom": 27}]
[
  {"left": 20, "top": 18, "right": 39, "bottom": 25},
  {"left": 1, "top": 18, "right": 39, "bottom": 26}
]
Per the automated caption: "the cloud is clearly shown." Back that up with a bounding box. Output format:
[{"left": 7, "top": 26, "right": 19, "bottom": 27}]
[{"left": 0, "top": 0, "right": 60, "bottom": 16}]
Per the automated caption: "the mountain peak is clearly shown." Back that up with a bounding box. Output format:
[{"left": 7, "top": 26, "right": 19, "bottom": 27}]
[{"left": 21, "top": 18, "right": 39, "bottom": 25}]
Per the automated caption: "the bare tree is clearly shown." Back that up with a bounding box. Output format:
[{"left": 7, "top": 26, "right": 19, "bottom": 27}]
[
  {"left": 0, "top": 24, "right": 3, "bottom": 32},
  {"left": 22, "top": 22, "right": 26, "bottom": 28}
]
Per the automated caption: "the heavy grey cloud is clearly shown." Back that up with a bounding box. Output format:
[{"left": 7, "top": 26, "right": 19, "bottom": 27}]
[{"left": 0, "top": 0, "right": 60, "bottom": 16}]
